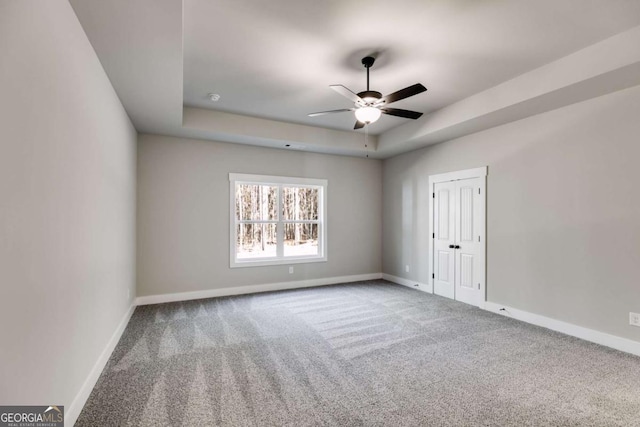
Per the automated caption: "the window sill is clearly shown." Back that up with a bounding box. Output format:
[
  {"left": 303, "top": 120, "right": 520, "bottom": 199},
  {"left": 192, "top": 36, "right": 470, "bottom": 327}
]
[{"left": 230, "top": 255, "right": 327, "bottom": 269}]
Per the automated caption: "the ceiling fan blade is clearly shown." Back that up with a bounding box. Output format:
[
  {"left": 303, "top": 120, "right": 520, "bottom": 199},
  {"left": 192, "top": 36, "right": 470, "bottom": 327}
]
[
  {"left": 330, "top": 85, "right": 365, "bottom": 105},
  {"left": 378, "top": 83, "right": 427, "bottom": 105},
  {"left": 308, "top": 108, "right": 355, "bottom": 117},
  {"left": 354, "top": 120, "right": 365, "bottom": 130},
  {"left": 381, "top": 108, "right": 423, "bottom": 120}
]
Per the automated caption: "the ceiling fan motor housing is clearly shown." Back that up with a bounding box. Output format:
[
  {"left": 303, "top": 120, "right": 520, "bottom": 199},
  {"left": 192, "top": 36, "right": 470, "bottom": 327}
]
[{"left": 357, "top": 90, "right": 382, "bottom": 105}]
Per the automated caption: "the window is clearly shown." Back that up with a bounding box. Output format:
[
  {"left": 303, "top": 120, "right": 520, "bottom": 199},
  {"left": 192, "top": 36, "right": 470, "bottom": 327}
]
[{"left": 229, "top": 173, "right": 327, "bottom": 267}]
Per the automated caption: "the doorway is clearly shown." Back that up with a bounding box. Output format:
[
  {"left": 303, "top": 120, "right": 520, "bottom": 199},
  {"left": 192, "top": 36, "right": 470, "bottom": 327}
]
[{"left": 428, "top": 167, "right": 486, "bottom": 307}]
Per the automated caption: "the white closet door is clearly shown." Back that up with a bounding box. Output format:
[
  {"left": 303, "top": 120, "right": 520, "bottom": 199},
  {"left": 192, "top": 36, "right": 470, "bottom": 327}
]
[
  {"left": 454, "top": 177, "right": 484, "bottom": 306},
  {"left": 433, "top": 181, "right": 456, "bottom": 299}
]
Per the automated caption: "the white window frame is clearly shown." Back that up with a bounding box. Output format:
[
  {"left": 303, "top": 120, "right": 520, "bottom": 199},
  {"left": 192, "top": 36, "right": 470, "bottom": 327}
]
[{"left": 229, "top": 173, "right": 328, "bottom": 268}]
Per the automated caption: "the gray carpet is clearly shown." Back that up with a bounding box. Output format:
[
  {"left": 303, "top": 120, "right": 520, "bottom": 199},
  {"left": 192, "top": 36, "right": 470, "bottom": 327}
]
[{"left": 76, "top": 280, "right": 640, "bottom": 426}]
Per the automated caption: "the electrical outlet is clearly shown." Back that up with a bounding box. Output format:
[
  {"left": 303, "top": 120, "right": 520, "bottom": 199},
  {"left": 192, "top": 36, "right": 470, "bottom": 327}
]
[
  {"left": 405, "top": 265, "right": 410, "bottom": 273},
  {"left": 630, "top": 312, "right": 640, "bottom": 327},
  {"left": 289, "top": 266, "right": 294, "bottom": 274}
]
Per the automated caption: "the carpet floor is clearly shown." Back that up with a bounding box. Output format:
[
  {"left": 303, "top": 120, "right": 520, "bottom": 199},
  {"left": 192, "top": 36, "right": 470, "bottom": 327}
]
[{"left": 76, "top": 280, "right": 640, "bottom": 426}]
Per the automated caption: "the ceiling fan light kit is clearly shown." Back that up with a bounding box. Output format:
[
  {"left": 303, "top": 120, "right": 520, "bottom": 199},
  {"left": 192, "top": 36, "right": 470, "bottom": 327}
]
[
  {"left": 309, "top": 56, "right": 427, "bottom": 130},
  {"left": 355, "top": 106, "right": 382, "bottom": 124}
]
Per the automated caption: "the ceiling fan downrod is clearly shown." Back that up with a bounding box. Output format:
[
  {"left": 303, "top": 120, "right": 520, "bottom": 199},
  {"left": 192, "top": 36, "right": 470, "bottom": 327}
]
[
  {"left": 359, "top": 57, "right": 381, "bottom": 105},
  {"left": 362, "top": 56, "right": 375, "bottom": 91}
]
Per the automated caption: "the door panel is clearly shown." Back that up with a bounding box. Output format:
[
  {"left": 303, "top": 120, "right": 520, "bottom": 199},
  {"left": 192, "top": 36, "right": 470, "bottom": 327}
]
[
  {"left": 459, "top": 186, "right": 474, "bottom": 242},
  {"left": 437, "top": 189, "right": 450, "bottom": 239},
  {"left": 437, "top": 251, "right": 451, "bottom": 282},
  {"left": 459, "top": 254, "right": 474, "bottom": 289},
  {"left": 433, "top": 181, "right": 455, "bottom": 299}
]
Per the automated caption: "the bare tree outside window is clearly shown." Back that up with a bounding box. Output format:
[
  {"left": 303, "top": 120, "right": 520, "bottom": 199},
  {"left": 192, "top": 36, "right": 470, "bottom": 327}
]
[
  {"left": 235, "top": 184, "right": 278, "bottom": 259},
  {"left": 283, "top": 187, "right": 319, "bottom": 257}
]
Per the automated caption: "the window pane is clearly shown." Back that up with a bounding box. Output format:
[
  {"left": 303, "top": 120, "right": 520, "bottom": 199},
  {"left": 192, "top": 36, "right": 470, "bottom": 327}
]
[
  {"left": 236, "top": 223, "right": 277, "bottom": 259},
  {"left": 282, "top": 187, "right": 319, "bottom": 221},
  {"left": 284, "top": 223, "right": 318, "bottom": 257},
  {"left": 236, "top": 184, "right": 278, "bottom": 220}
]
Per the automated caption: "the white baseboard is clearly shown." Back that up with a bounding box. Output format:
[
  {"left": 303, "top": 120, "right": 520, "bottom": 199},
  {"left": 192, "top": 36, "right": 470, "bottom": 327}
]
[
  {"left": 382, "top": 273, "right": 433, "bottom": 294},
  {"left": 66, "top": 303, "right": 136, "bottom": 426},
  {"left": 484, "top": 301, "right": 640, "bottom": 358},
  {"left": 135, "top": 273, "right": 383, "bottom": 306}
]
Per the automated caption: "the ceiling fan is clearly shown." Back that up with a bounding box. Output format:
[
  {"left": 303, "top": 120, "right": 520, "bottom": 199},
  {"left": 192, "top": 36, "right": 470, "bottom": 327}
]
[{"left": 309, "top": 56, "right": 427, "bottom": 129}]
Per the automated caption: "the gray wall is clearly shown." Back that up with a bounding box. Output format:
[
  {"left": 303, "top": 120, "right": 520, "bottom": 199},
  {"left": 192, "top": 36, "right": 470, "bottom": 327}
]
[
  {"left": 383, "top": 85, "right": 640, "bottom": 342},
  {"left": 0, "top": 0, "right": 137, "bottom": 411},
  {"left": 137, "top": 134, "right": 382, "bottom": 297}
]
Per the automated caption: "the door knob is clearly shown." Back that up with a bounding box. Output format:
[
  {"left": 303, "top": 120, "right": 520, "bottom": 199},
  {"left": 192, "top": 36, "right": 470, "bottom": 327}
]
[
  {"left": 455, "top": 245, "right": 460, "bottom": 249},
  {"left": 449, "top": 245, "right": 454, "bottom": 249}
]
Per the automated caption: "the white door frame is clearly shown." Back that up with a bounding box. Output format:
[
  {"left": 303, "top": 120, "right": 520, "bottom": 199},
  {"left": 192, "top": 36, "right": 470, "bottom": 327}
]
[{"left": 428, "top": 167, "right": 487, "bottom": 307}]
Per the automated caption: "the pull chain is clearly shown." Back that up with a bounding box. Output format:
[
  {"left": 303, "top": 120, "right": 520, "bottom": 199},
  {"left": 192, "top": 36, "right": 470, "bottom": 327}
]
[{"left": 364, "top": 124, "right": 369, "bottom": 158}]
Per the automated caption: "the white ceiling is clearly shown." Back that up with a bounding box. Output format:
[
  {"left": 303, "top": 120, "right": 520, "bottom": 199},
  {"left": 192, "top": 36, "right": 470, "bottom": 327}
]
[
  {"left": 183, "top": 0, "right": 640, "bottom": 134},
  {"left": 71, "top": 0, "right": 640, "bottom": 157}
]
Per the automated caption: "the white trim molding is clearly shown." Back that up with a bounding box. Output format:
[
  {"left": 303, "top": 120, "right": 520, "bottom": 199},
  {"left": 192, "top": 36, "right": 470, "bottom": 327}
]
[
  {"left": 382, "top": 273, "right": 433, "bottom": 293},
  {"left": 136, "top": 273, "right": 383, "bottom": 306},
  {"left": 66, "top": 303, "right": 136, "bottom": 426},
  {"left": 484, "top": 302, "right": 640, "bottom": 357},
  {"left": 428, "top": 166, "right": 487, "bottom": 184}
]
